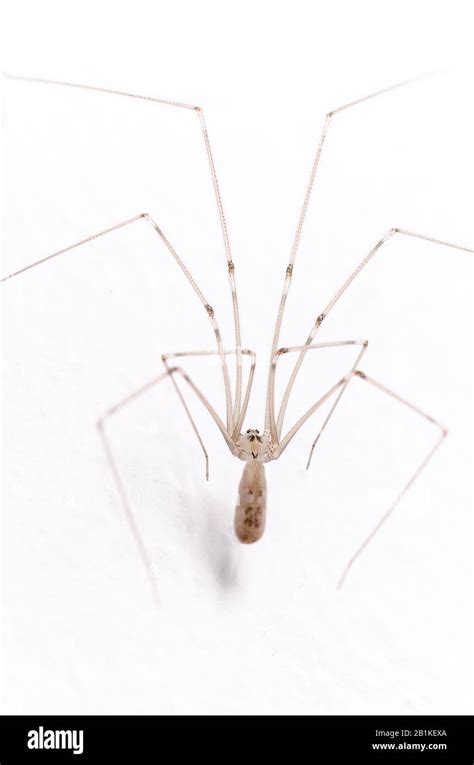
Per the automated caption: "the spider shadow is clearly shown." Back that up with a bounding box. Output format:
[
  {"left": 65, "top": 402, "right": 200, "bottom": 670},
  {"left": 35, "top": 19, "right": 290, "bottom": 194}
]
[{"left": 196, "top": 495, "right": 240, "bottom": 593}]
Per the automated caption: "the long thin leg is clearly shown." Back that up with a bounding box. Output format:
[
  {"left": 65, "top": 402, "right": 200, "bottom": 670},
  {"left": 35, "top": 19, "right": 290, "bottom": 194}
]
[
  {"left": 272, "top": 367, "right": 447, "bottom": 588},
  {"left": 265, "top": 73, "right": 432, "bottom": 437},
  {"left": 274, "top": 374, "right": 355, "bottom": 458},
  {"left": 1, "top": 213, "right": 236, "bottom": 434},
  {"left": 305, "top": 341, "right": 368, "bottom": 470},
  {"left": 161, "top": 348, "right": 256, "bottom": 443},
  {"left": 275, "top": 229, "right": 474, "bottom": 440},
  {"left": 336, "top": 370, "right": 447, "bottom": 589},
  {"left": 269, "top": 339, "right": 368, "bottom": 452},
  {"left": 97, "top": 364, "right": 237, "bottom": 604},
  {"left": 6, "top": 73, "right": 243, "bottom": 422}
]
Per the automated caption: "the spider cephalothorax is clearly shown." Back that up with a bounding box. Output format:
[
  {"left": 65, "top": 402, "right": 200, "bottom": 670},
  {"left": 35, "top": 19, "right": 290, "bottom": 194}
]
[{"left": 236, "top": 429, "right": 273, "bottom": 462}]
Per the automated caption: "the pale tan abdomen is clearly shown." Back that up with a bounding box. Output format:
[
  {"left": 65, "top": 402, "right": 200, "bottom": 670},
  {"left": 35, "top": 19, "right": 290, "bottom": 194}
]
[{"left": 234, "top": 461, "right": 267, "bottom": 544}]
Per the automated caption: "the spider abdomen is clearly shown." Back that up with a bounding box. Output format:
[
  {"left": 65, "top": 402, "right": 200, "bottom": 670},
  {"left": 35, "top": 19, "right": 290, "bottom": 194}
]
[{"left": 234, "top": 460, "right": 267, "bottom": 544}]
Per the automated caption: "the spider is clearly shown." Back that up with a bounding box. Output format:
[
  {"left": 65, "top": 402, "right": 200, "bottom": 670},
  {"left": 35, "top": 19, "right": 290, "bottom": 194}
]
[{"left": 3, "top": 73, "right": 473, "bottom": 603}]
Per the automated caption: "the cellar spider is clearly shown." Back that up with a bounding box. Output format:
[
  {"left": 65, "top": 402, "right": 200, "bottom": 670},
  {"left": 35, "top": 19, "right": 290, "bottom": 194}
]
[{"left": 3, "top": 73, "right": 473, "bottom": 604}]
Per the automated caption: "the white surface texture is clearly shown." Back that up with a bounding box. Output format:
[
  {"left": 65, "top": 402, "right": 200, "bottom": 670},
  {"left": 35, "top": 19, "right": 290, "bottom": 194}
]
[{"left": 2, "top": 0, "right": 473, "bottom": 715}]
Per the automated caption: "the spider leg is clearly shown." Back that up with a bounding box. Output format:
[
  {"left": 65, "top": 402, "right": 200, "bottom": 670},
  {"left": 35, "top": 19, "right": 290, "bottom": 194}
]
[
  {"left": 336, "top": 371, "right": 447, "bottom": 590},
  {"left": 97, "top": 364, "right": 237, "bottom": 605},
  {"left": 270, "top": 339, "right": 368, "bottom": 461},
  {"left": 305, "top": 340, "right": 367, "bottom": 470},
  {"left": 6, "top": 72, "right": 243, "bottom": 423},
  {"left": 265, "top": 73, "right": 433, "bottom": 438},
  {"left": 274, "top": 368, "right": 447, "bottom": 589},
  {"left": 275, "top": 229, "right": 474, "bottom": 441},
  {"left": 161, "top": 348, "right": 256, "bottom": 446},
  {"left": 274, "top": 374, "right": 352, "bottom": 458},
  {"left": 1, "top": 213, "right": 237, "bottom": 434}
]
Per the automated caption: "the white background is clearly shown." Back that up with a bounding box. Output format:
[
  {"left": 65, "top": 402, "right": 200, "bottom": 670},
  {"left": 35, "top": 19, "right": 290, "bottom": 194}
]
[{"left": 1, "top": 0, "right": 473, "bottom": 715}]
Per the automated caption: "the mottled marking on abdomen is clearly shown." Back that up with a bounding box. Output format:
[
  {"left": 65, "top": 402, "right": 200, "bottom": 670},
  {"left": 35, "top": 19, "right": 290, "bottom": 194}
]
[{"left": 234, "top": 460, "right": 267, "bottom": 544}]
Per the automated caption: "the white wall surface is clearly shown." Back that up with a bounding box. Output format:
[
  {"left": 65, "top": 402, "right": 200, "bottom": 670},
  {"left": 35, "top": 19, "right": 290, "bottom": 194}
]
[{"left": 1, "top": 0, "right": 473, "bottom": 715}]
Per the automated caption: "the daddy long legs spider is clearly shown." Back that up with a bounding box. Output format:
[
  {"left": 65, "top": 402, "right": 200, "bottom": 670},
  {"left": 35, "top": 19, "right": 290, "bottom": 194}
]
[{"left": 2, "top": 72, "right": 473, "bottom": 604}]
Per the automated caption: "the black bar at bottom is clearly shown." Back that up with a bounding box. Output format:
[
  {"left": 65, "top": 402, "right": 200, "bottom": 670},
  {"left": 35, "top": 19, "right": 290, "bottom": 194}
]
[{"left": 0, "top": 715, "right": 472, "bottom": 762}]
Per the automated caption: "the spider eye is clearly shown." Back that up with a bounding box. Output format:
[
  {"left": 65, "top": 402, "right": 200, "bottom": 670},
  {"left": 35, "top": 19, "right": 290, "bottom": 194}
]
[
  {"left": 255, "top": 429, "right": 259, "bottom": 434},
  {"left": 246, "top": 429, "right": 250, "bottom": 433}
]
